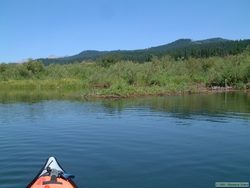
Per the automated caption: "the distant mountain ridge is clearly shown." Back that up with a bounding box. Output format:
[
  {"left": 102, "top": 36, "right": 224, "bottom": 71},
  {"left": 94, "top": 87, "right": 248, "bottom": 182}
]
[{"left": 38, "top": 38, "right": 250, "bottom": 65}]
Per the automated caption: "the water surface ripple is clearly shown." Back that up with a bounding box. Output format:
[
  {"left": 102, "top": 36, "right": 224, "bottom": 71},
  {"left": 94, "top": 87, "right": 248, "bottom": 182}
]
[{"left": 0, "top": 92, "right": 249, "bottom": 188}]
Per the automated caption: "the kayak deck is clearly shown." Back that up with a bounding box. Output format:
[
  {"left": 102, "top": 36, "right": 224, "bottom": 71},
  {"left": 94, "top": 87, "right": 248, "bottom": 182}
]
[{"left": 30, "top": 176, "right": 75, "bottom": 188}]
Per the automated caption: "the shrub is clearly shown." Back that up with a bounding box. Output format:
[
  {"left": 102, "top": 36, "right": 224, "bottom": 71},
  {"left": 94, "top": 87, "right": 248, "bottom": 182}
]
[{"left": 25, "top": 60, "right": 45, "bottom": 74}]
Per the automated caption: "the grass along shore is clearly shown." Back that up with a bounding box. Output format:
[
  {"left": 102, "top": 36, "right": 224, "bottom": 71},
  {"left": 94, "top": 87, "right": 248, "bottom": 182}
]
[{"left": 0, "top": 51, "right": 249, "bottom": 98}]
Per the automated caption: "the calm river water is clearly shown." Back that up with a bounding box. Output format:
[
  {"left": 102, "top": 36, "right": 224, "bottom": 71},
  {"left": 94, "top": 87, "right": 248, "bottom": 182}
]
[{"left": 0, "top": 92, "right": 249, "bottom": 188}]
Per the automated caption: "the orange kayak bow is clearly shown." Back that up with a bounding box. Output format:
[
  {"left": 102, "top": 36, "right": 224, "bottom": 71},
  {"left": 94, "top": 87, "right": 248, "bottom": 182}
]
[{"left": 27, "top": 157, "right": 77, "bottom": 188}]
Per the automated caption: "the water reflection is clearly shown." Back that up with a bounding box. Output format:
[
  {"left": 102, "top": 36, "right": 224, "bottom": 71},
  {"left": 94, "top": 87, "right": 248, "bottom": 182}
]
[
  {"left": 0, "top": 91, "right": 249, "bottom": 188},
  {"left": 0, "top": 90, "right": 249, "bottom": 118},
  {"left": 100, "top": 92, "right": 250, "bottom": 118}
]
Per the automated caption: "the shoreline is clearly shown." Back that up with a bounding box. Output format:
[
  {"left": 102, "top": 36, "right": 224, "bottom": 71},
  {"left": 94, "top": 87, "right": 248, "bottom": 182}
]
[
  {"left": 0, "top": 80, "right": 248, "bottom": 101},
  {"left": 1, "top": 52, "right": 249, "bottom": 101},
  {"left": 85, "top": 87, "right": 246, "bottom": 99}
]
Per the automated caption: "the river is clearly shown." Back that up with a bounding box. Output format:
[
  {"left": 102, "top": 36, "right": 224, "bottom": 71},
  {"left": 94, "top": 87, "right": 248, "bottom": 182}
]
[{"left": 0, "top": 92, "right": 249, "bottom": 188}]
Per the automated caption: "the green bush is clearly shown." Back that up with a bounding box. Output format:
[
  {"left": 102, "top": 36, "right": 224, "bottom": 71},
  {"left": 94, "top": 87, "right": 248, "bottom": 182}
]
[
  {"left": 0, "top": 51, "right": 249, "bottom": 95},
  {"left": 25, "top": 60, "right": 45, "bottom": 74}
]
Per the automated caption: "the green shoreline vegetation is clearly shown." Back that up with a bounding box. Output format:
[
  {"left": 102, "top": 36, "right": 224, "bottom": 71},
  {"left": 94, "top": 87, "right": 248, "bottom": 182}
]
[{"left": 0, "top": 50, "right": 250, "bottom": 99}]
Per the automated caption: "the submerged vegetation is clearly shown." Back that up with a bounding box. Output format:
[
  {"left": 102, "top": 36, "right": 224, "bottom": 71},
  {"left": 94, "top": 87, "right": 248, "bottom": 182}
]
[{"left": 0, "top": 49, "right": 250, "bottom": 98}]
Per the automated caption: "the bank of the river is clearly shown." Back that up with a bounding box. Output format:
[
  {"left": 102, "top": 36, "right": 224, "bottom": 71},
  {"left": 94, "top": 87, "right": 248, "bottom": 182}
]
[
  {"left": 0, "top": 79, "right": 248, "bottom": 100},
  {"left": 0, "top": 50, "right": 249, "bottom": 99}
]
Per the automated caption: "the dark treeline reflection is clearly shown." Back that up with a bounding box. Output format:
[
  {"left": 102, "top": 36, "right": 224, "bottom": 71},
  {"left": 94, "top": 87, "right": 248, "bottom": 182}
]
[
  {"left": 100, "top": 92, "right": 250, "bottom": 118},
  {"left": 0, "top": 91, "right": 249, "bottom": 118}
]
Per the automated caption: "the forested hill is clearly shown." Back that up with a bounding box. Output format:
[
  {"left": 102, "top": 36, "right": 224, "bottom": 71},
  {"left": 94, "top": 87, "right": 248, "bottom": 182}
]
[{"left": 39, "top": 38, "right": 250, "bottom": 65}]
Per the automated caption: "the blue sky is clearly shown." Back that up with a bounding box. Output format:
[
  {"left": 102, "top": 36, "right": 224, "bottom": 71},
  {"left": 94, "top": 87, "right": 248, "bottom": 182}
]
[{"left": 1, "top": 0, "right": 250, "bottom": 62}]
